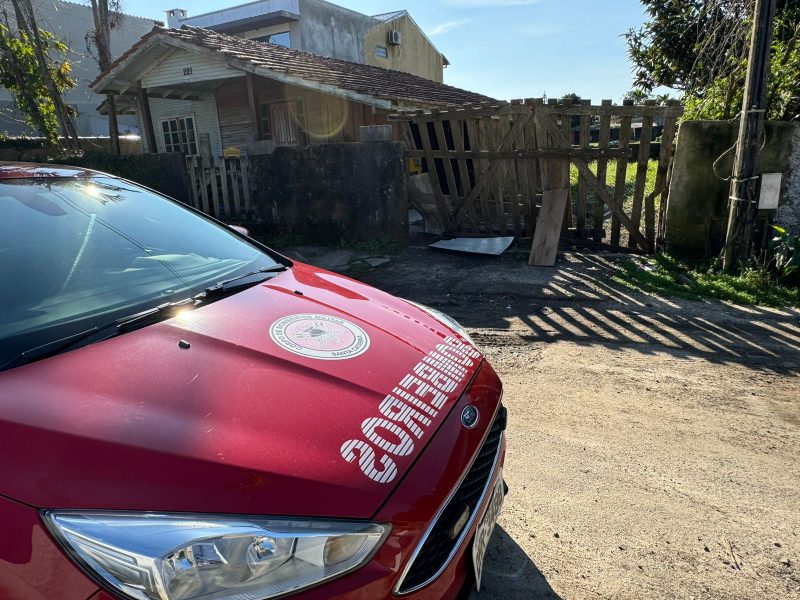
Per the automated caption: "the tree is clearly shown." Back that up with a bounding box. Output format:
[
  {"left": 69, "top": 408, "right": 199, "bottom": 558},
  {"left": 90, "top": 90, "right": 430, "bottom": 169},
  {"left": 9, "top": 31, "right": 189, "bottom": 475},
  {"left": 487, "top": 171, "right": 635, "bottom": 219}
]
[
  {"left": 0, "top": 3, "right": 79, "bottom": 148},
  {"left": 626, "top": 0, "right": 800, "bottom": 120},
  {"left": 87, "top": 0, "right": 123, "bottom": 154}
]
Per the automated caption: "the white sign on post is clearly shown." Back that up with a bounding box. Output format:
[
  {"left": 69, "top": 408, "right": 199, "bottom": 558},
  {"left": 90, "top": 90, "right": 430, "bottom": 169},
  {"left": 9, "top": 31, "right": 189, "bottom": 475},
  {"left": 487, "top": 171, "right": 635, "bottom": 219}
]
[{"left": 758, "top": 173, "right": 783, "bottom": 210}]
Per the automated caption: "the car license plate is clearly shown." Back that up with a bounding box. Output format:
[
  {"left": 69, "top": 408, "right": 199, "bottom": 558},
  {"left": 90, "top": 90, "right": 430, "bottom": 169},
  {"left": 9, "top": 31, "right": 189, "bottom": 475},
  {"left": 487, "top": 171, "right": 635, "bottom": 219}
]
[{"left": 472, "top": 473, "right": 504, "bottom": 591}]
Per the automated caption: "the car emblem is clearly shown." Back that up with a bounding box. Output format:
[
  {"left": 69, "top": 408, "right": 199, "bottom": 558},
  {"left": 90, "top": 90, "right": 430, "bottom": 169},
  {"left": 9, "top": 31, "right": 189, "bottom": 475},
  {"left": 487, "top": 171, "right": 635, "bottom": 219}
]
[{"left": 461, "top": 405, "right": 479, "bottom": 429}]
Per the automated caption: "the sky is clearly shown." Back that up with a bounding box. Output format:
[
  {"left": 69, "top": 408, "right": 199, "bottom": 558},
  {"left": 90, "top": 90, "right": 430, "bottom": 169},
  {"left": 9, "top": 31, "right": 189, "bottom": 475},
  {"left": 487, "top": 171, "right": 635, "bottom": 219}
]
[{"left": 124, "top": 0, "right": 651, "bottom": 103}]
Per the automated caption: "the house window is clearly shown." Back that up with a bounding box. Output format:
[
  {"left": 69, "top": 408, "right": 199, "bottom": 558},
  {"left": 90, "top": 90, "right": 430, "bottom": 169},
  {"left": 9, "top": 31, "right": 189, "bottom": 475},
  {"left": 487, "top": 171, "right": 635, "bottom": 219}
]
[
  {"left": 160, "top": 116, "right": 198, "bottom": 155},
  {"left": 252, "top": 31, "right": 291, "bottom": 47},
  {"left": 375, "top": 45, "right": 388, "bottom": 58},
  {"left": 259, "top": 100, "right": 305, "bottom": 145},
  {"left": 259, "top": 104, "right": 272, "bottom": 140}
]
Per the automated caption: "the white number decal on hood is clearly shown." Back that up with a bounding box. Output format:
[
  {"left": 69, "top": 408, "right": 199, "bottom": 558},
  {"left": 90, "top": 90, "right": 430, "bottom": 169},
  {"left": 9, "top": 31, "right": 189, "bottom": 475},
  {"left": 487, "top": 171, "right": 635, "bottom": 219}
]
[{"left": 340, "top": 336, "right": 482, "bottom": 484}]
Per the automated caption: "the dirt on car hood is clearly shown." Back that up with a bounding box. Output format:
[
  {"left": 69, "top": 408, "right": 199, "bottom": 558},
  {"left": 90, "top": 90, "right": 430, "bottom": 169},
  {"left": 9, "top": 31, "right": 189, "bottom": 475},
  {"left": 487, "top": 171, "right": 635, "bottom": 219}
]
[{"left": 0, "top": 263, "right": 483, "bottom": 518}]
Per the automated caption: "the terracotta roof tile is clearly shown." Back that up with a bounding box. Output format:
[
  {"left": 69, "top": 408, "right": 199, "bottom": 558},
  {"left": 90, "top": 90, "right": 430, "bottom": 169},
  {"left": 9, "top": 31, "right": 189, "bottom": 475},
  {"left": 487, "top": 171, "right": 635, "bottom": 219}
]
[{"left": 93, "top": 25, "right": 495, "bottom": 108}]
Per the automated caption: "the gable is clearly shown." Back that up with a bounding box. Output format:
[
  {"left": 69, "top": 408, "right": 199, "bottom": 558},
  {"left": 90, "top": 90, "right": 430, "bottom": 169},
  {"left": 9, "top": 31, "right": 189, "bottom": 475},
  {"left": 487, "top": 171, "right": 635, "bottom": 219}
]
[
  {"left": 141, "top": 49, "right": 245, "bottom": 89},
  {"left": 364, "top": 13, "right": 445, "bottom": 83}
]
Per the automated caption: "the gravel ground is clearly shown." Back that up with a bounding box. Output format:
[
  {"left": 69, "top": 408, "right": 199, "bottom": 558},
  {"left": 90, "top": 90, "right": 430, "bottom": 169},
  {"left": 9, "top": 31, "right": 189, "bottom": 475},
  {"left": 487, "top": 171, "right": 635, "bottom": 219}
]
[{"left": 342, "top": 246, "right": 800, "bottom": 600}]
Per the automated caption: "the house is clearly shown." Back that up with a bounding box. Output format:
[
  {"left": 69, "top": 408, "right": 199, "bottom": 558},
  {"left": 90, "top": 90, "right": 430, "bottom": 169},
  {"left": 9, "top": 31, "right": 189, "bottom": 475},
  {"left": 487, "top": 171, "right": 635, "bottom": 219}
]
[
  {"left": 163, "top": 0, "right": 448, "bottom": 83},
  {"left": 91, "top": 26, "right": 492, "bottom": 158},
  {"left": 0, "top": 0, "right": 159, "bottom": 136}
]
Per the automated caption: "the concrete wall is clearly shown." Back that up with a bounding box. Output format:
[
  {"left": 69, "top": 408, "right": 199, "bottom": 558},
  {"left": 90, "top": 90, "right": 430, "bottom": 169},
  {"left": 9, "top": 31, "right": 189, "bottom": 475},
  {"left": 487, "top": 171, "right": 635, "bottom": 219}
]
[
  {"left": 0, "top": 0, "right": 158, "bottom": 136},
  {"left": 364, "top": 13, "right": 445, "bottom": 83},
  {"left": 247, "top": 141, "right": 408, "bottom": 244},
  {"left": 296, "top": 0, "right": 374, "bottom": 64},
  {"left": 168, "top": 0, "right": 443, "bottom": 82},
  {"left": 665, "top": 120, "right": 800, "bottom": 257}
]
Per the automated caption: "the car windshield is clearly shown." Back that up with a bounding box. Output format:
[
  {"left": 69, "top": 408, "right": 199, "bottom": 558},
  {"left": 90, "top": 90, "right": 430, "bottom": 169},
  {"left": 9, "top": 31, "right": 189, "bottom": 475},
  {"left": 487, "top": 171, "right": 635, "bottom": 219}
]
[{"left": 0, "top": 176, "right": 283, "bottom": 368}]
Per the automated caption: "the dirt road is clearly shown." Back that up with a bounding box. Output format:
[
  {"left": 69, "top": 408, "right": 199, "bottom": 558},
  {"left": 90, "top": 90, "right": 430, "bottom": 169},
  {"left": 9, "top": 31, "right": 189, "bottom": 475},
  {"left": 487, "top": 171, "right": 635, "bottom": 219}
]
[{"left": 353, "top": 247, "right": 800, "bottom": 600}]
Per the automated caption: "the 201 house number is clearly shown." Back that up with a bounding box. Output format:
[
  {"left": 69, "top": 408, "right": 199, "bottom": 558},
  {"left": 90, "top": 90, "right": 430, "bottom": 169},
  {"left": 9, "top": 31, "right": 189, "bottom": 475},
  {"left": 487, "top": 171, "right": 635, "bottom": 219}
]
[{"left": 183, "top": 67, "right": 193, "bottom": 76}]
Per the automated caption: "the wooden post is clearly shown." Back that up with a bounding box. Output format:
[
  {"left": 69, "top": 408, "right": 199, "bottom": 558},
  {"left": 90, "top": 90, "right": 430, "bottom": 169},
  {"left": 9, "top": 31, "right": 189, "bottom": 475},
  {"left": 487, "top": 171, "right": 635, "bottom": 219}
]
[
  {"left": 723, "top": 0, "right": 777, "bottom": 272},
  {"left": 137, "top": 82, "right": 157, "bottom": 153},
  {"left": 246, "top": 72, "right": 264, "bottom": 142}
]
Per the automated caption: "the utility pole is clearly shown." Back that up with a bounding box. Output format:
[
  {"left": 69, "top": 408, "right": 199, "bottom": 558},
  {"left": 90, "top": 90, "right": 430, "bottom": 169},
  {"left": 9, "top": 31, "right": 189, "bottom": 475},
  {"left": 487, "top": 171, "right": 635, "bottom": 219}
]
[{"left": 722, "top": 0, "right": 776, "bottom": 273}]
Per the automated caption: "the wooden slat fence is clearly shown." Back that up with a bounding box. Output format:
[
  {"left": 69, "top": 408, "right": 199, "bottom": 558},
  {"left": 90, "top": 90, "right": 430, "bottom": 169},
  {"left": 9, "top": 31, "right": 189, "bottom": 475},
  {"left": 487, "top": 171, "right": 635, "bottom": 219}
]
[
  {"left": 391, "top": 98, "right": 683, "bottom": 253},
  {"left": 185, "top": 155, "right": 252, "bottom": 222}
]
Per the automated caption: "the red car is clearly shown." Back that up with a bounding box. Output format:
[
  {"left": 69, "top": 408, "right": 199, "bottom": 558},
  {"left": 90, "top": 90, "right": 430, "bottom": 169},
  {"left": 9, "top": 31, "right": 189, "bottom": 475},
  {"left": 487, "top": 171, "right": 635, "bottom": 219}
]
[{"left": 0, "top": 163, "right": 506, "bottom": 600}]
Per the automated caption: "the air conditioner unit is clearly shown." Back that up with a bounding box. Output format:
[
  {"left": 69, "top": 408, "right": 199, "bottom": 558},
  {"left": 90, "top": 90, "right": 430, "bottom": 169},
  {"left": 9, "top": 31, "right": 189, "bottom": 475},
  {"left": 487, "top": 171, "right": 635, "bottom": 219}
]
[{"left": 388, "top": 30, "right": 402, "bottom": 45}]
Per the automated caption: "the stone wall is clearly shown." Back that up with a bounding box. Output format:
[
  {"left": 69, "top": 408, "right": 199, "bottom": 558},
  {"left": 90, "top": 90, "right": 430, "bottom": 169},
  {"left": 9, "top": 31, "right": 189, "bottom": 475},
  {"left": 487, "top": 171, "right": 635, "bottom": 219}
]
[
  {"left": 665, "top": 120, "right": 800, "bottom": 257},
  {"left": 247, "top": 141, "right": 408, "bottom": 245}
]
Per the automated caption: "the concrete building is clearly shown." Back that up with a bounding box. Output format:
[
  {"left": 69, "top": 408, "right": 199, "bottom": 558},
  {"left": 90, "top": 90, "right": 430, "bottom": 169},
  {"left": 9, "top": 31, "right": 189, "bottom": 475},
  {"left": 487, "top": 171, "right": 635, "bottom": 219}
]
[
  {"left": 0, "top": 0, "right": 159, "bottom": 137},
  {"left": 164, "top": 0, "right": 449, "bottom": 83}
]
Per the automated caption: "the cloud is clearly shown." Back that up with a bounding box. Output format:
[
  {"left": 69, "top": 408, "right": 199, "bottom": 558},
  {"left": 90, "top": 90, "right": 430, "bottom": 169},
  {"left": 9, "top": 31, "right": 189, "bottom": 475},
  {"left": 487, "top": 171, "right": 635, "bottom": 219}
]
[
  {"left": 445, "top": 0, "right": 541, "bottom": 6},
  {"left": 429, "top": 19, "right": 471, "bottom": 35}
]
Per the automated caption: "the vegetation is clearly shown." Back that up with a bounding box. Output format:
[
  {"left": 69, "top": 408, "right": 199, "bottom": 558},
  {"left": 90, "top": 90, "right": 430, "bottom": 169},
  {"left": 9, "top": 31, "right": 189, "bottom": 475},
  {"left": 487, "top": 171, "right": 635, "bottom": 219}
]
[
  {"left": 768, "top": 225, "right": 800, "bottom": 283},
  {"left": 0, "top": 22, "right": 75, "bottom": 145},
  {"left": 614, "top": 254, "right": 800, "bottom": 307},
  {"left": 570, "top": 159, "right": 660, "bottom": 216},
  {"left": 626, "top": 0, "right": 800, "bottom": 121}
]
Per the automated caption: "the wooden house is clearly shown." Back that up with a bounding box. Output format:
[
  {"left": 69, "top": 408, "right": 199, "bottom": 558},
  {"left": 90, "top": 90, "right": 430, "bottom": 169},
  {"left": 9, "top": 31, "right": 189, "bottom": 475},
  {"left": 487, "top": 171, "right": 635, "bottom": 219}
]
[{"left": 91, "top": 26, "right": 492, "bottom": 158}]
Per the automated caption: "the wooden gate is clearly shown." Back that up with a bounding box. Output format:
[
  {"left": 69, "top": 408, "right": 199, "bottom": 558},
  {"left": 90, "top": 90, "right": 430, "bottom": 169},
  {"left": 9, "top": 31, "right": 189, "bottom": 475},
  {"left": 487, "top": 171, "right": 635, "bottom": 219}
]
[
  {"left": 391, "top": 98, "right": 683, "bottom": 257},
  {"left": 185, "top": 154, "right": 253, "bottom": 222}
]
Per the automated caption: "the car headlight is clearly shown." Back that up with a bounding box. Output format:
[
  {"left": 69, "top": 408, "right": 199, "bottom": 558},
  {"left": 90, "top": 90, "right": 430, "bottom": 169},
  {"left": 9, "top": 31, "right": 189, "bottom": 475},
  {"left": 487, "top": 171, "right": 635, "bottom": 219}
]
[
  {"left": 43, "top": 511, "right": 389, "bottom": 600},
  {"left": 405, "top": 300, "right": 477, "bottom": 348}
]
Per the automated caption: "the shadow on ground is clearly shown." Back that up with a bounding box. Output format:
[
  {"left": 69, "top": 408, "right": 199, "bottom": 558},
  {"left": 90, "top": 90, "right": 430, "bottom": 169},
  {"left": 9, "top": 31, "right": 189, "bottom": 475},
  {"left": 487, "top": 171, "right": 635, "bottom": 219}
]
[
  {"left": 470, "top": 527, "right": 560, "bottom": 599},
  {"left": 354, "top": 248, "right": 800, "bottom": 376}
]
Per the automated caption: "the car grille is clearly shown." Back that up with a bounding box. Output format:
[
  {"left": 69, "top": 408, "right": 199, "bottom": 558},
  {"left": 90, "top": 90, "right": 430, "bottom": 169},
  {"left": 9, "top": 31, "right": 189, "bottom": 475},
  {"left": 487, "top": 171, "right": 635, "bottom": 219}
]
[{"left": 396, "top": 405, "right": 507, "bottom": 594}]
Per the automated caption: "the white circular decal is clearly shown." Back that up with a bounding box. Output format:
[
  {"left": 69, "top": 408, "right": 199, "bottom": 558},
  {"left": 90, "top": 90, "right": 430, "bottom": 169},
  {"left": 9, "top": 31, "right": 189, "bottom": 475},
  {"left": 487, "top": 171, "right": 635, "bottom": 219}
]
[{"left": 269, "top": 313, "right": 371, "bottom": 360}]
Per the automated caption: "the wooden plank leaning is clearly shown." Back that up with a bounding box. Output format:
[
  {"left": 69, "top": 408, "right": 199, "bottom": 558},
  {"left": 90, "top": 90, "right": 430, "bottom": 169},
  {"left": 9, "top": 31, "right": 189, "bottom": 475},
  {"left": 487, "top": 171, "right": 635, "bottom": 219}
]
[{"left": 529, "top": 189, "right": 569, "bottom": 266}]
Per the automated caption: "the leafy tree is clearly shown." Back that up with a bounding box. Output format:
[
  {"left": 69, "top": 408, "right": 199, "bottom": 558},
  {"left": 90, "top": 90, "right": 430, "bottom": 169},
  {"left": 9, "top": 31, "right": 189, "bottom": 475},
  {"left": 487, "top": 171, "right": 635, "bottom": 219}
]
[
  {"left": 0, "top": 1, "right": 80, "bottom": 148},
  {"left": 623, "top": 89, "right": 676, "bottom": 104},
  {"left": 626, "top": 0, "right": 800, "bottom": 120}
]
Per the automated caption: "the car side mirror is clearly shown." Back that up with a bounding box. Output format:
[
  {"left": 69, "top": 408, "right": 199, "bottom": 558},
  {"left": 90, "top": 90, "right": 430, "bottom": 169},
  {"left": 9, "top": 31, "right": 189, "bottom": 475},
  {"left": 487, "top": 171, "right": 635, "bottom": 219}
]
[{"left": 228, "top": 225, "right": 250, "bottom": 237}]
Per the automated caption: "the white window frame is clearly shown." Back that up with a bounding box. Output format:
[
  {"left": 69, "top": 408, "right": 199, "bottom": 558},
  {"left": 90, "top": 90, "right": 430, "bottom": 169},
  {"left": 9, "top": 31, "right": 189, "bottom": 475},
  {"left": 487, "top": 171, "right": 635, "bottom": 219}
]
[{"left": 159, "top": 114, "right": 199, "bottom": 156}]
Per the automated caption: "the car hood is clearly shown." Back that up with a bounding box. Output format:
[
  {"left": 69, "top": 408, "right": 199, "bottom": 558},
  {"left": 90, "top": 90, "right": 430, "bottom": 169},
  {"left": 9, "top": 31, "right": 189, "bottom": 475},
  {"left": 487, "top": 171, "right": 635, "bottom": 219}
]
[{"left": 0, "top": 263, "right": 483, "bottom": 518}]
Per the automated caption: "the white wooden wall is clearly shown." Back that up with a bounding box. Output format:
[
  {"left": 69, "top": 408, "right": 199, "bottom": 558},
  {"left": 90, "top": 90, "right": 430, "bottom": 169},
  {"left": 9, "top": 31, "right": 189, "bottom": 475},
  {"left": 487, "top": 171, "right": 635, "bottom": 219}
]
[
  {"left": 149, "top": 96, "right": 224, "bottom": 157},
  {"left": 142, "top": 51, "right": 244, "bottom": 88}
]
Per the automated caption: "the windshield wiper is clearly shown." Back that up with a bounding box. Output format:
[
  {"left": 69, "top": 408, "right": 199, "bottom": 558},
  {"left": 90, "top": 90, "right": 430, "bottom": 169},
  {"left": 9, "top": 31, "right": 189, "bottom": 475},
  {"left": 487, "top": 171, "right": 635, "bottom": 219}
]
[
  {"left": 196, "top": 265, "right": 288, "bottom": 301},
  {"left": 1, "top": 265, "right": 289, "bottom": 371},
  {"left": 1, "top": 298, "right": 197, "bottom": 371}
]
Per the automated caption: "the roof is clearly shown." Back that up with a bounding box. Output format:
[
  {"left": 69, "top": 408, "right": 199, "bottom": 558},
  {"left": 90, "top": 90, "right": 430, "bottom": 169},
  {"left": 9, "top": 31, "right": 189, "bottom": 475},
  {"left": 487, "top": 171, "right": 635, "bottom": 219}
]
[
  {"left": 92, "top": 26, "right": 490, "bottom": 108},
  {"left": 372, "top": 10, "right": 407, "bottom": 22}
]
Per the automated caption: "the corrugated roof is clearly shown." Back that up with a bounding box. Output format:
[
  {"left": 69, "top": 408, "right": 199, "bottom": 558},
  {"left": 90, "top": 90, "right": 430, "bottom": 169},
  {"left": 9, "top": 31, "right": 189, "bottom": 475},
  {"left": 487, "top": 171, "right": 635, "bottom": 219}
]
[
  {"left": 371, "top": 10, "right": 407, "bottom": 22},
  {"left": 92, "top": 26, "right": 493, "bottom": 108}
]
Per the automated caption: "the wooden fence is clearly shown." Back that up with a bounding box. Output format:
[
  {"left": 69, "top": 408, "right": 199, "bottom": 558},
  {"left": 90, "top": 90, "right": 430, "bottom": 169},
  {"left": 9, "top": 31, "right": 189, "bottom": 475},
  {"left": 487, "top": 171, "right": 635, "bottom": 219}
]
[
  {"left": 390, "top": 98, "right": 683, "bottom": 256},
  {"left": 185, "top": 155, "right": 253, "bottom": 222}
]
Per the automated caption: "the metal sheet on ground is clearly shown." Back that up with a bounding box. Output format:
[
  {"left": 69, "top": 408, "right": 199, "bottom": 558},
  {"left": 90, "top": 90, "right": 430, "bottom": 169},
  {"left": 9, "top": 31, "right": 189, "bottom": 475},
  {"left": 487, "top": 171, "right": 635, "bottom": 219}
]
[{"left": 429, "top": 237, "right": 515, "bottom": 256}]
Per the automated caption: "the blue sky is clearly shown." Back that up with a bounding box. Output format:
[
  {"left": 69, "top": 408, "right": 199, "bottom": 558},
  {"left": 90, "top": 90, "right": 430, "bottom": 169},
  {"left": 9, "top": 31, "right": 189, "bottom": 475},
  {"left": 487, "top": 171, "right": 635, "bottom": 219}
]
[{"left": 125, "top": 0, "right": 650, "bottom": 103}]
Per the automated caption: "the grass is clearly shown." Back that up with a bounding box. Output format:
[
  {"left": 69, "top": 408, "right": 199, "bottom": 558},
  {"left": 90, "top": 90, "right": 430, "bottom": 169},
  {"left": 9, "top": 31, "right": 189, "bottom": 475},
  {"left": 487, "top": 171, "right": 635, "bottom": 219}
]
[
  {"left": 613, "top": 254, "right": 800, "bottom": 308},
  {"left": 569, "top": 159, "right": 660, "bottom": 217}
]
